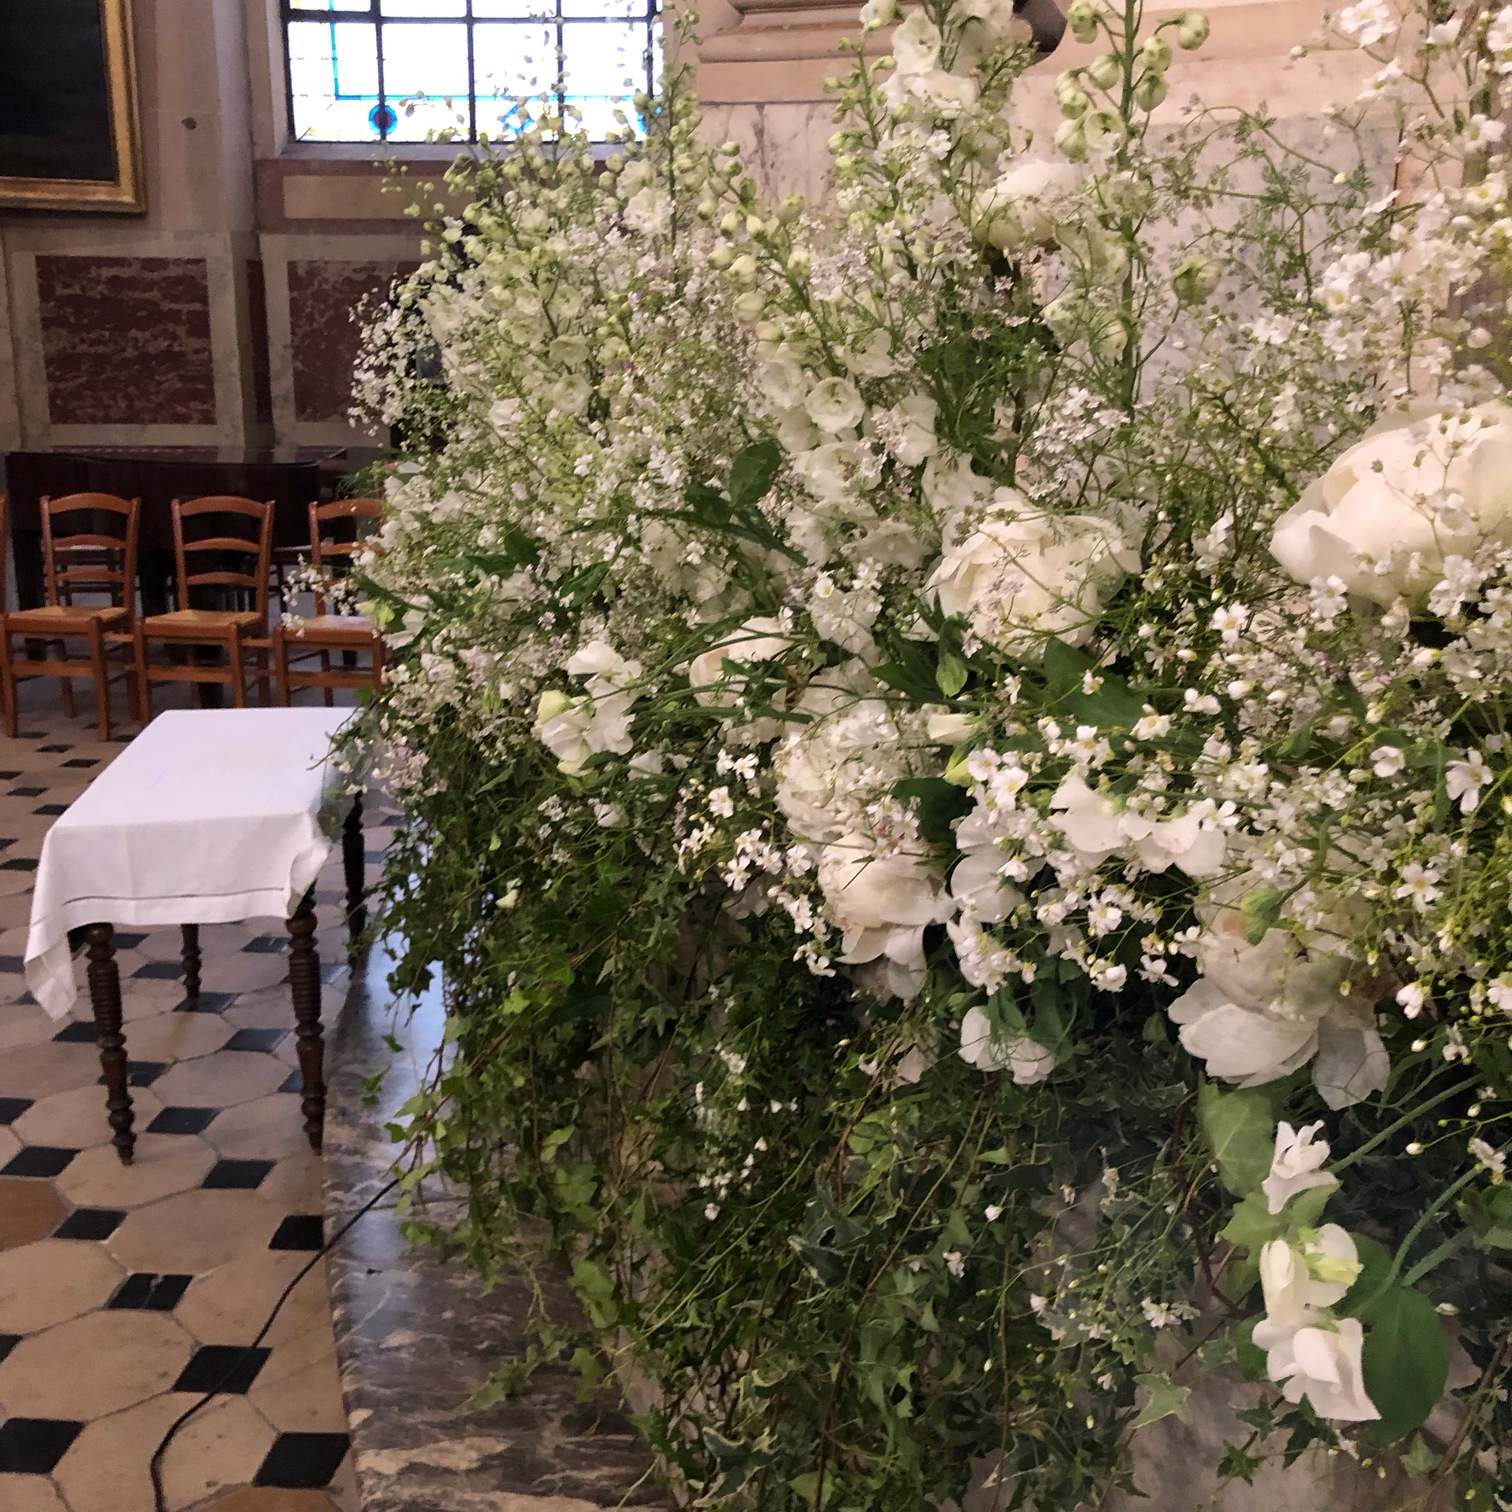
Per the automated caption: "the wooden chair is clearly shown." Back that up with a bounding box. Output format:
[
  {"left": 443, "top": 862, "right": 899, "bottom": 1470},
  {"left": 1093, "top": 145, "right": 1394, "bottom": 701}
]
[
  {"left": 0, "top": 496, "right": 12, "bottom": 735},
  {"left": 0, "top": 493, "right": 141, "bottom": 740},
  {"left": 134, "top": 496, "right": 274, "bottom": 719},
  {"left": 274, "top": 498, "right": 384, "bottom": 706}
]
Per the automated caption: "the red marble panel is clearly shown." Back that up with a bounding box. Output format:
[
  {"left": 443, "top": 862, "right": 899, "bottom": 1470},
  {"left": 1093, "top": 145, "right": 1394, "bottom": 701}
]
[
  {"left": 247, "top": 260, "right": 273, "bottom": 427},
  {"left": 35, "top": 255, "right": 216, "bottom": 426},
  {"left": 289, "top": 260, "right": 417, "bottom": 424}
]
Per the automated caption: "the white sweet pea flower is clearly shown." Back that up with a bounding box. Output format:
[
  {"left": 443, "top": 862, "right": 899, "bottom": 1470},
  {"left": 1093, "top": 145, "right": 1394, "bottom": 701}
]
[
  {"left": 890, "top": 8, "right": 942, "bottom": 74},
  {"left": 1265, "top": 1319, "right": 1379, "bottom": 1422},
  {"left": 532, "top": 690, "right": 595, "bottom": 774},
  {"left": 531, "top": 641, "right": 644, "bottom": 773},
  {"left": 687, "top": 618, "right": 793, "bottom": 704},
  {"left": 1048, "top": 777, "right": 1226, "bottom": 877},
  {"left": 1263, "top": 1120, "right": 1338, "bottom": 1214},
  {"left": 959, "top": 1004, "right": 1055, "bottom": 1084}
]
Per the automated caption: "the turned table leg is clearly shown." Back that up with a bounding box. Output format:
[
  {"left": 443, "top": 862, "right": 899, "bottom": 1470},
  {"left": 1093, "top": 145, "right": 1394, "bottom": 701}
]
[
  {"left": 180, "top": 923, "right": 202, "bottom": 1003},
  {"left": 342, "top": 793, "right": 366, "bottom": 952},
  {"left": 85, "top": 922, "right": 136, "bottom": 1165},
  {"left": 287, "top": 887, "right": 325, "bottom": 1152}
]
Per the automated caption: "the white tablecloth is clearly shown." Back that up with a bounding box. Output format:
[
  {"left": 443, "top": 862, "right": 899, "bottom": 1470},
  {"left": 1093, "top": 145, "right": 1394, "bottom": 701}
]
[{"left": 25, "top": 707, "right": 356, "bottom": 1019}]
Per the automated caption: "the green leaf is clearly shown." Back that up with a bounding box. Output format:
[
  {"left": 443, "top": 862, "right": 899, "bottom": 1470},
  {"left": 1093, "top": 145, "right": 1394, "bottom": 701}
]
[
  {"left": 729, "top": 439, "right": 782, "bottom": 509},
  {"left": 1358, "top": 1283, "right": 1451, "bottom": 1443},
  {"left": 1218, "top": 1442, "right": 1266, "bottom": 1483},
  {"left": 1198, "top": 1080, "right": 1277, "bottom": 1198},
  {"left": 1401, "top": 1434, "right": 1439, "bottom": 1477},
  {"left": 1041, "top": 638, "right": 1093, "bottom": 699},
  {"left": 1220, "top": 1183, "right": 1334, "bottom": 1255},
  {"left": 1234, "top": 1317, "right": 1266, "bottom": 1382},
  {"left": 540, "top": 1125, "right": 576, "bottom": 1162},
  {"left": 894, "top": 777, "right": 973, "bottom": 845},
  {"left": 1459, "top": 1184, "right": 1512, "bottom": 1249},
  {"left": 936, "top": 651, "right": 968, "bottom": 697},
  {"left": 1132, "top": 1371, "right": 1192, "bottom": 1428},
  {"left": 1241, "top": 887, "right": 1284, "bottom": 945}
]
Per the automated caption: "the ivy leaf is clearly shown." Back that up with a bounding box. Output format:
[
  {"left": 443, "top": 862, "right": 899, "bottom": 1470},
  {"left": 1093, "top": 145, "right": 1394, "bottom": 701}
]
[
  {"left": 1132, "top": 1371, "right": 1192, "bottom": 1429},
  {"left": 1401, "top": 1434, "right": 1439, "bottom": 1477},
  {"left": 1198, "top": 1080, "right": 1277, "bottom": 1198},
  {"left": 1234, "top": 1317, "right": 1266, "bottom": 1382},
  {"left": 936, "top": 651, "right": 969, "bottom": 696},
  {"left": 1458, "top": 1184, "right": 1512, "bottom": 1249},
  {"left": 1359, "top": 1283, "right": 1451, "bottom": 1442},
  {"left": 729, "top": 439, "right": 782, "bottom": 509},
  {"left": 1218, "top": 1442, "right": 1266, "bottom": 1483},
  {"left": 1220, "top": 1183, "right": 1334, "bottom": 1255}
]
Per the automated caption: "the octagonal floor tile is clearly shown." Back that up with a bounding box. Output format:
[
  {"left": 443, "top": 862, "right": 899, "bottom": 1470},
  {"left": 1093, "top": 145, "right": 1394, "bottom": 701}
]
[
  {"left": 0, "top": 1309, "right": 193, "bottom": 1419},
  {"left": 13, "top": 1085, "right": 165, "bottom": 1151},
  {"left": 0, "top": 1475, "right": 72, "bottom": 1512},
  {"left": 0, "top": 1040, "right": 105, "bottom": 1098},
  {"left": 0, "top": 1238, "right": 123, "bottom": 1333},
  {"left": 151, "top": 1053, "right": 289, "bottom": 1111},
  {"left": 52, "top": 1390, "right": 198, "bottom": 1512},
  {"left": 109, "top": 1189, "right": 281, "bottom": 1275},
  {"left": 0, "top": 1175, "right": 68, "bottom": 1251},
  {"left": 115, "top": 1011, "right": 235, "bottom": 1065},
  {"left": 59, "top": 1133, "right": 216, "bottom": 1211},
  {"left": 160, "top": 1394, "right": 275, "bottom": 1511}
]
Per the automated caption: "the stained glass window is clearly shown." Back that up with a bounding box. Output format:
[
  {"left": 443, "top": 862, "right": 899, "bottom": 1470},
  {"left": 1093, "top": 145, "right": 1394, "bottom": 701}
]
[{"left": 283, "top": 0, "right": 660, "bottom": 144}]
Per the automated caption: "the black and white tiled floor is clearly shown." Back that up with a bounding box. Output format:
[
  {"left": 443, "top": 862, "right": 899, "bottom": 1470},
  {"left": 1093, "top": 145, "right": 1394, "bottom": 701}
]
[{"left": 0, "top": 697, "right": 392, "bottom": 1512}]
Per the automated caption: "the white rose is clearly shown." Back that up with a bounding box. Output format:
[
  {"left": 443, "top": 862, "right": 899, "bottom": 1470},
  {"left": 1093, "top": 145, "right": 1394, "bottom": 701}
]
[
  {"left": 758, "top": 349, "right": 808, "bottom": 413},
  {"left": 687, "top": 618, "right": 793, "bottom": 702},
  {"left": 1272, "top": 403, "right": 1512, "bottom": 607},
  {"left": 959, "top": 1004, "right": 1055, "bottom": 1083},
  {"left": 927, "top": 493, "right": 1135, "bottom": 659},
  {"left": 805, "top": 376, "right": 866, "bottom": 435},
  {"left": 792, "top": 441, "right": 860, "bottom": 503}
]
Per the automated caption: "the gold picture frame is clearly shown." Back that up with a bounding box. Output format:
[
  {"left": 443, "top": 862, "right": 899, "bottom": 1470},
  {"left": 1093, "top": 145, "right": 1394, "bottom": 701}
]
[{"left": 0, "top": 0, "right": 145, "bottom": 213}]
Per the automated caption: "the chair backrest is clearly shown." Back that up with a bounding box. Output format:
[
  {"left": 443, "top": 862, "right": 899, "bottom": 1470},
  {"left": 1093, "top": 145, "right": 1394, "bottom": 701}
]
[
  {"left": 309, "top": 497, "right": 381, "bottom": 615},
  {"left": 172, "top": 496, "right": 274, "bottom": 619},
  {"left": 40, "top": 493, "right": 141, "bottom": 617}
]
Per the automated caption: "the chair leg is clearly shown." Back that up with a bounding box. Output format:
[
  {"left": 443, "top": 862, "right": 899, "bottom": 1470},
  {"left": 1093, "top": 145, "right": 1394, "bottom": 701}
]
[
  {"left": 55, "top": 641, "right": 75, "bottom": 718},
  {"left": 87, "top": 624, "right": 112, "bottom": 742},
  {"left": 229, "top": 631, "right": 247, "bottom": 708},
  {"left": 0, "top": 628, "right": 18, "bottom": 738},
  {"left": 256, "top": 645, "right": 273, "bottom": 707},
  {"left": 321, "top": 649, "right": 333, "bottom": 708},
  {"left": 133, "top": 630, "right": 153, "bottom": 726},
  {"left": 273, "top": 628, "right": 290, "bottom": 707}
]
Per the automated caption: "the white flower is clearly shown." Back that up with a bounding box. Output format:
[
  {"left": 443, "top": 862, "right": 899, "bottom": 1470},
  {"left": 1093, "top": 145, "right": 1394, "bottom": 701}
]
[
  {"left": 1049, "top": 776, "right": 1226, "bottom": 878},
  {"left": 1335, "top": 0, "right": 1396, "bottom": 46},
  {"left": 1263, "top": 1120, "right": 1338, "bottom": 1214},
  {"left": 805, "top": 376, "right": 866, "bottom": 435},
  {"left": 1370, "top": 745, "right": 1405, "bottom": 778},
  {"left": 532, "top": 641, "right": 644, "bottom": 774},
  {"left": 927, "top": 493, "right": 1136, "bottom": 660},
  {"left": 1271, "top": 405, "right": 1512, "bottom": 608},
  {"left": 971, "top": 159, "right": 1081, "bottom": 251},
  {"left": 944, "top": 1249, "right": 966, "bottom": 1277},
  {"left": 532, "top": 689, "right": 596, "bottom": 774},
  {"left": 1446, "top": 750, "right": 1493, "bottom": 813},
  {"left": 891, "top": 8, "right": 942, "bottom": 74},
  {"left": 687, "top": 618, "right": 793, "bottom": 703},
  {"left": 1470, "top": 1137, "right": 1507, "bottom": 1179},
  {"left": 1266, "top": 1320, "right": 1379, "bottom": 1422},
  {"left": 958, "top": 1004, "right": 1055, "bottom": 1083}
]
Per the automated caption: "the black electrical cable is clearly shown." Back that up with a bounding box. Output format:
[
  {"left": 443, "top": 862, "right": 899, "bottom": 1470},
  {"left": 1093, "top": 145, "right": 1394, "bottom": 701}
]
[{"left": 148, "top": 1172, "right": 403, "bottom": 1512}]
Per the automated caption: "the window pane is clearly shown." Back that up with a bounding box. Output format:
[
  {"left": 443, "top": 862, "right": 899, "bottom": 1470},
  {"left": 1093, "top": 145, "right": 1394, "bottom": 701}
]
[
  {"left": 382, "top": 20, "right": 471, "bottom": 139},
  {"left": 378, "top": 0, "right": 466, "bottom": 15},
  {"left": 561, "top": 21, "right": 646, "bottom": 138},
  {"left": 472, "top": 0, "right": 551, "bottom": 14},
  {"left": 473, "top": 22, "right": 557, "bottom": 135},
  {"left": 288, "top": 20, "right": 385, "bottom": 141},
  {"left": 561, "top": 0, "right": 650, "bottom": 19},
  {"left": 287, "top": 0, "right": 349, "bottom": 11}
]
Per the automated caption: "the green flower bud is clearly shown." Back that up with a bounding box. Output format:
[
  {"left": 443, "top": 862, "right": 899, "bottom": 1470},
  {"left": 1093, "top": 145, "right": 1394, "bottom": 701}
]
[
  {"left": 779, "top": 193, "right": 805, "bottom": 224},
  {"left": 1055, "top": 118, "right": 1089, "bottom": 161},
  {"left": 696, "top": 198, "right": 717, "bottom": 220},
  {"left": 1142, "top": 35, "right": 1173, "bottom": 72},
  {"left": 708, "top": 245, "right": 735, "bottom": 270},
  {"left": 1176, "top": 10, "right": 1210, "bottom": 49},
  {"left": 1134, "top": 72, "right": 1169, "bottom": 109},
  {"left": 719, "top": 211, "right": 741, "bottom": 235},
  {"left": 1059, "top": 84, "right": 1092, "bottom": 118},
  {"left": 1066, "top": 0, "right": 1099, "bottom": 42},
  {"left": 1171, "top": 255, "right": 1220, "bottom": 304}
]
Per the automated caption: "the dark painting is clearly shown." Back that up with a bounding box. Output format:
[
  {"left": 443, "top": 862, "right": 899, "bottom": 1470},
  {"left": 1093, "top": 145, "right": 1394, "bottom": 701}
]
[{"left": 0, "top": 0, "right": 117, "bottom": 183}]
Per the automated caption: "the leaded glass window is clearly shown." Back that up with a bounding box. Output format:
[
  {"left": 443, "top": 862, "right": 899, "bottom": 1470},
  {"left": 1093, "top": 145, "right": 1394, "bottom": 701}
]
[{"left": 283, "top": 0, "right": 660, "bottom": 144}]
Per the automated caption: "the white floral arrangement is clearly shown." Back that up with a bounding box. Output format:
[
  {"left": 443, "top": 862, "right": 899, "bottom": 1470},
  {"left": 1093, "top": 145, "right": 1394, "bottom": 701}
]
[{"left": 351, "top": 1, "right": 1512, "bottom": 1506}]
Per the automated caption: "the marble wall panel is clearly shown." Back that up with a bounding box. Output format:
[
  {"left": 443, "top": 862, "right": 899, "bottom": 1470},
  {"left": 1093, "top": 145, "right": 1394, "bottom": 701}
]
[
  {"left": 34, "top": 255, "right": 217, "bottom": 427},
  {"left": 246, "top": 259, "right": 274, "bottom": 428},
  {"left": 288, "top": 260, "right": 417, "bottom": 425}
]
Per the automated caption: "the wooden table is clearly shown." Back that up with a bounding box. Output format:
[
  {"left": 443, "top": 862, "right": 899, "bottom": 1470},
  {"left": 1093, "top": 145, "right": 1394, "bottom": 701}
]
[{"left": 23, "top": 708, "right": 368, "bottom": 1164}]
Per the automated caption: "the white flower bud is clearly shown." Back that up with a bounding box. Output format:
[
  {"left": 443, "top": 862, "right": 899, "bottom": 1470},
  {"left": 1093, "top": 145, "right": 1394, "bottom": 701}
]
[
  {"left": 1172, "top": 255, "right": 1220, "bottom": 304},
  {"left": 719, "top": 211, "right": 741, "bottom": 235},
  {"left": 1142, "top": 35, "right": 1173, "bottom": 72},
  {"left": 1134, "top": 73, "right": 1169, "bottom": 109},
  {"left": 1066, "top": 0, "right": 1099, "bottom": 42},
  {"left": 1055, "top": 118, "right": 1089, "bottom": 161},
  {"left": 728, "top": 253, "right": 759, "bottom": 284},
  {"left": 1087, "top": 53, "right": 1120, "bottom": 90},
  {"left": 1058, "top": 84, "right": 1092, "bottom": 119}
]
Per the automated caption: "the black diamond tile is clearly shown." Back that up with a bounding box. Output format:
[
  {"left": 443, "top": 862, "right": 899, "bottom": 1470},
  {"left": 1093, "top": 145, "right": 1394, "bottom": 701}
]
[
  {"left": 62, "top": 757, "right": 100, "bottom": 768},
  {"left": 53, "top": 1207, "right": 126, "bottom": 1240},
  {"left": 7, "top": 784, "right": 46, "bottom": 797},
  {"left": 0, "top": 856, "right": 38, "bottom": 871},
  {"left": 108, "top": 1272, "right": 192, "bottom": 1311},
  {"left": 0, "top": 1097, "right": 33, "bottom": 1124},
  {"left": 34, "top": 802, "right": 68, "bottom": 816},
  {"left": 2, "top": 1145, "right": 79, "bottom": 1178},
  {"left": 0, "top": 1416, "right": 84, "bottom": 1473},
  {"left": 278, "top": 1069, "right": 302, "bottom": 1094},
  {"left": 0, "top": 1333, "right": 19, "bottom": 1366},
  {"left": 133, "top": 960, "right": 185, "bottom": 980},
  {"left": 269, "top": 1214, "right": 323, "bottom": 1251},
  {"left": 0, "top": 769, "right": 17, "bottom": 778},
  {"left": 95, "top": 1060, "right": 168, "bottom": 1090},
  {"left": 37, "top": 743, "right": 71, "bottom": 753},
  {"left": 0, "top": 955, "right": 22, "bottom": 974},
  {"left": 146, "top": 1106, "right": 219, "bottom": 1136},
  {"left": 176, "top": 991, "right": 236, "bottom": 1014},
  {"left": 113, "top": 931, "right": 147, "bottom": 950},
  {"left": 224, "top": 1027, "right": 287, "bottom": 1053},
  {"left": 244, "top": 936, "right": 288, "bottom": 954},
  {"left": 174, "top": 1343, "right": 271, "bottom": 1395},
  {"left": 202, "top": 1158, "right": 274, "bottom": 1190},
  {"left": 254, "top": 1431, "right": 350, "bottom": 1488},
  {"left": 54, "top": 1019, "right": 100, "bottom": 1043},
  {"left": 320, "top": 962, "right": 346, "bottom": 984}
]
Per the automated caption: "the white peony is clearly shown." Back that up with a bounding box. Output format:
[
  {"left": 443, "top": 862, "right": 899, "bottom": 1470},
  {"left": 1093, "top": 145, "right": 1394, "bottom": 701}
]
[
  {"left": 1272, "top": 404, "right": 1512, "bottom": 607},
  {"left": 958, "top": 1004, "right": 1055, "bottom": 1083},
  {"left": 1263, "top": 1120, "right": 1338, "bottom": 1214},
  {"left": 805, "top": 375, "right": 866, "bottom": 435},
  {"left": 927, "top": 492, "right": 1135, "bottom": 659},
  {"left": 972, "top": 159, "right": 1081, "bottom": 251}
]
